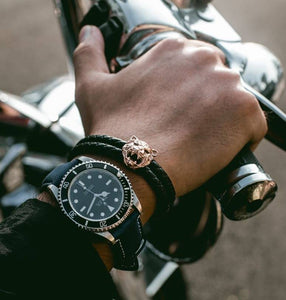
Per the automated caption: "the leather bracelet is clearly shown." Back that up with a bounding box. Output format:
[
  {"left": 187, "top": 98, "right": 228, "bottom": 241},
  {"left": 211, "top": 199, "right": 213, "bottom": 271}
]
[{"left": 68, "top": 135, "right": 176, "bottom": 218}]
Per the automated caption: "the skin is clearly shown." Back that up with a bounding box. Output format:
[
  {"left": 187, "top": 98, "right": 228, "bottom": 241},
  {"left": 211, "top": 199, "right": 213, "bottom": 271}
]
[{"left": 39, "top": 25, "right": 267, "bottom": 270}]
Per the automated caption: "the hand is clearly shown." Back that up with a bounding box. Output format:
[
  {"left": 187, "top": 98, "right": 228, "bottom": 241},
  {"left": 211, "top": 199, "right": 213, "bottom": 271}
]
[
  {"left": 87, "top": 194, "right": 96, "bottom": 215},
  {"left": 73, "top": 26, "right": 267, "bottom": 198},
  {"left": 95, "top": 191, "right": 110, "bottom": 199}
]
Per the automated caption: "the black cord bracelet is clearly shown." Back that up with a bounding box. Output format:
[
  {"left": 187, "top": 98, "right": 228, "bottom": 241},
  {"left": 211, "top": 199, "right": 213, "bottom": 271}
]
[{"left": 68, "top": 135, "right": 176, "bottom": 218}]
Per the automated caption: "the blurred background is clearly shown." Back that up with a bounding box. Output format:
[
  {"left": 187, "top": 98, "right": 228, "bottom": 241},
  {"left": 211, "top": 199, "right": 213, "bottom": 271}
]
[{"left": 0, "top": 0, "right": 285, "bottom": 299}]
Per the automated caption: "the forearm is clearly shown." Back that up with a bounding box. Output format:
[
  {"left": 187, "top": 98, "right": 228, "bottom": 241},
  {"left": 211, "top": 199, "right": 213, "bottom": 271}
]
[{"left": 0, "top": 198, "right": 118, "bottom": 298}]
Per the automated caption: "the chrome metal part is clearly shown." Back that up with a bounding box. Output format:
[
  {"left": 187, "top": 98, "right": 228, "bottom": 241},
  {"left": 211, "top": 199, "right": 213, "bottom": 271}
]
[
  {"left": 97, "top": 231, "right": 116, "bottom": 244},
  {"left": 222, "top": 173, "right": 277, "bottom": 220},
  {"left": 145, "top": 259, "right": 179, "bottom": 297},
  {"left": 227, "top": 164, "right": 261, "bottom": 184},
  {"left": 38, "top": 79, "right": 75, "bottom": 122},
  {"left": 47, "top": 184, "right": 59, "bottom": 199},
  {"left": 133, "top": 193, "right": 142, "bottom": 213},
  {"left": 53, "top": 0, "right": 80, "bottom": 74},
  {"left": 107, "top": 0, "right": 195, "bottom": 38},
  {"left": 0, "top": 91, "right": 52, "bottom": 128},
  {"left": 216, "top": 41, "right": 247, "bottom": 74},
  {"left": 180, "top": 4, "right": 241, "bottom": 43},
  {"left": 240, "top": 43, "right": 285, "bottom": 102}
]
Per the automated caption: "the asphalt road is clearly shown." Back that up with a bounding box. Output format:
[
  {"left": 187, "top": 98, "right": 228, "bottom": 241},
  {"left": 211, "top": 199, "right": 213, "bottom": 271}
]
[{"left": 0, "top": 1, "right": 286, "bottom": 300}]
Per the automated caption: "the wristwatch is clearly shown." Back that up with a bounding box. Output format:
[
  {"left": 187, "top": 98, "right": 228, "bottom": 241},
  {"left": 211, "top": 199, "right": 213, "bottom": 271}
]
[{"left": 41, "top": 156, "right": 145, "bottom": 270}]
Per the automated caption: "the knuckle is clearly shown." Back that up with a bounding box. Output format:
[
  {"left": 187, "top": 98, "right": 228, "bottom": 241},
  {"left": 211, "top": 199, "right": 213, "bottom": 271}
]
[
  {"left": 240, "top": 90, "right": 260, "bottom": 113},
  {"left": 215, "top": 68, "right": 241, "bottom": 83},
  {"left": 194, "top": 46, "right": 220, "bottom": 63},
  {"left": 73, "top": 42, "right": 93, "bottom": 61},
  {"left": 156, "top": 38, "right": 185, "bottom": 52},
  {"left": 236, "top": 90, "right": 267, "bottom": 134},
  {"left": 227, "top": 69, "right": 241, "bottom": 82},
  {"left": 232, "top": 88, "right": 258, "bottom": 113}
]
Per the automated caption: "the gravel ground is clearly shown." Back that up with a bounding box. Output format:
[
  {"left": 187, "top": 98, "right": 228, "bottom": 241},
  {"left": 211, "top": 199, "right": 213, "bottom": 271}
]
[{"left": 0, "top": 1, "right": 286, "bottom": 299}]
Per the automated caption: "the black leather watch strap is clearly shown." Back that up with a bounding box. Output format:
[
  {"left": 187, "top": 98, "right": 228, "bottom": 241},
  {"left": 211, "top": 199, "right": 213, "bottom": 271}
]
[
  {"left": 41, "top": 159, "right": 81, "bottom": 191},
  {"left": 110, "top": 208, "right": 145, "bottom": 271}
]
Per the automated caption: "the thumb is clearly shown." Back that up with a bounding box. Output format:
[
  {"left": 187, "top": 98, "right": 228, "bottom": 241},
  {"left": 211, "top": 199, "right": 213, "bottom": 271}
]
[{"left": 73, "top": 25, "right": 109, "bottom": 80}]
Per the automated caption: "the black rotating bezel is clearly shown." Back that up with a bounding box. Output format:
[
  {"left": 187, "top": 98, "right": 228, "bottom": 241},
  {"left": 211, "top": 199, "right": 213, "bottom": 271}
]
[{"left": 58, "top": 160, "right": 133, "bottom": 232}]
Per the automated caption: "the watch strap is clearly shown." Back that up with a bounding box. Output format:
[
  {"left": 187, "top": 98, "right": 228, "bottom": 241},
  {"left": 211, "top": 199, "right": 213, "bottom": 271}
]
[
  {"left": 41, "top": 159, "right": 81, "bottom": 190},
  {"left": 110, "top": 208, "right": 145, "bottom": 271}
]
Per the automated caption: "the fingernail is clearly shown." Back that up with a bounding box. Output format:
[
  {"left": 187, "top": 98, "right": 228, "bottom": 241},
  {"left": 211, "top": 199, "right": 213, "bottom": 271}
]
[{"left": 79, "top": 26, "right": 92, "bottom": 42}]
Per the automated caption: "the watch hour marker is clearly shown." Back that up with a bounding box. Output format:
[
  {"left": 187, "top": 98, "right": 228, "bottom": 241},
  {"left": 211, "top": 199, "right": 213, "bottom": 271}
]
[
  {"left": 107, "top": 205, "right": 115, "bottom": 212},
  {"left": 90, "top": 213, "right": 94, "bottom": 217},
  {"left": 114, "top": 188, "right": 118, "bottom": 192},
  {"left": 74, "top": 199, "right": 79, "bottom": 204},
  {"left": 98, "top": 175, "right": 103, "bottom": 179},
  {"left": 73, "top": 189, "right": 78, "bottom": 194},
  {"left": 100, "top": 212, "right": 105, "bottom": 217},
  {"left": 80, "top": 206, "right": 86, "bottom": 212},
  {"left": 114, "top": 198, "right": 119, "bottom": 202},
  {"left": 87, "top": 175, "right": 92, "bottom": 179},
  {"left": 79, "top": 181, "right": 85, "bottom": 186},
  {"left": 106, "top": 179, "right": 112, "bottom": 186}
]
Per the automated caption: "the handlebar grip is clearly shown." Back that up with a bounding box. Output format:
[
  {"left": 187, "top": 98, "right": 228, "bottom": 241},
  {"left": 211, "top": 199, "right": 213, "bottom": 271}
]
[
  {"left": 80, "top": 1, "right": 110, "bottom": 28},
  {"left": 206, "top": 146, "right": 277, "bottom": 220},
  {"left": 99, "top": 17, "right": 123, "bottom": 64}
]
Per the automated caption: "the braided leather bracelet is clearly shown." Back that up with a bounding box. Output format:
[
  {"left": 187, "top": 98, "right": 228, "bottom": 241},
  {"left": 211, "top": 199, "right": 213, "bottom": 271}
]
[{"left": 68, "top": 135, "right": 176, "bottom": 218}]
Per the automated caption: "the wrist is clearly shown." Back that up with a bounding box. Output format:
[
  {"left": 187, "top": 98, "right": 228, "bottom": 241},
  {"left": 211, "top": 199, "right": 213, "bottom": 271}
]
[{"left": 38, "top": 191, "right": 58, "bottom": 207}]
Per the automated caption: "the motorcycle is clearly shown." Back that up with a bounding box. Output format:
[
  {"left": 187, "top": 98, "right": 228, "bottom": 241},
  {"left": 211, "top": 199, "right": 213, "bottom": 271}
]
[{"left": 0, "top": 0, "right": 286, "bottom": 299}]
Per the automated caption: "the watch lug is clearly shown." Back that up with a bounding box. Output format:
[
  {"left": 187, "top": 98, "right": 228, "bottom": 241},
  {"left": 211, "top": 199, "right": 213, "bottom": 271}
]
[
  {"left": 46, "top": 184, "right": 58, "bottom": 199},
  {"left": 97, "top": 231, "right": 116, "bottom": 244},
  {"left": 133, "top": 193, "right": 142, "bottom": 213}
]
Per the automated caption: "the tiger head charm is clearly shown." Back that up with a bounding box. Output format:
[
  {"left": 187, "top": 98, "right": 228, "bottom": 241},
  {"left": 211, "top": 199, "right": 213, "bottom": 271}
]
[{"left": 122, "top": 136, "right": 158, "bottom": 169}]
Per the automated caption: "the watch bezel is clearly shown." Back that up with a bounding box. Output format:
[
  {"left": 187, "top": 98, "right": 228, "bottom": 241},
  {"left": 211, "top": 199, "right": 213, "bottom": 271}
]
[{"left": 58, "top": 160, "right": 134, "bottom": 232}]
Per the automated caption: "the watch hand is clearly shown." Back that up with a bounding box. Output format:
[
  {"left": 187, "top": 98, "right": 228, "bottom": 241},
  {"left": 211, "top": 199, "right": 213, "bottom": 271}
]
[
  {"left": 77, "top": 182, "right": 97, "bottom": 196},
  {"left": 87, "top": 194, "right": 96, "bottom": 215},
  {"left": 94, "top": 191, "right": 110, "bottom": 200},
  {"left": 100, "top": 191, "right": 110, "bottom": 197}
]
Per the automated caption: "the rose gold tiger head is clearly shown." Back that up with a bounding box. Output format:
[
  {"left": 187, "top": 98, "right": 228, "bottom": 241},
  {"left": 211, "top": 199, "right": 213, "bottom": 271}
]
[{"left": 122, "top": 136, "right": 158, "bottom": 169}]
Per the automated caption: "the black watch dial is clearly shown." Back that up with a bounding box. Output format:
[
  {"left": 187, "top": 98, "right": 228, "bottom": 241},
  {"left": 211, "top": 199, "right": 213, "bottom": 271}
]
[
  {"left": 68, "top": 169, "right": 124, "bottom": 221},
  {"left": 59, "top": 161, "right": 133, "bottom": 231}
]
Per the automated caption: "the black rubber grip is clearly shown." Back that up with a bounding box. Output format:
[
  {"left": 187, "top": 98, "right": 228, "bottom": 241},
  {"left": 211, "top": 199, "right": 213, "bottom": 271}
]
[
  {"left": 99, "top": 17, "right": 123, "bottom": 64},
  {"left": 80, "top": 1, "right": 110, "bottom": 29},
  {"left": 206, "top": 146, "right": 263, "bottom": 200}
]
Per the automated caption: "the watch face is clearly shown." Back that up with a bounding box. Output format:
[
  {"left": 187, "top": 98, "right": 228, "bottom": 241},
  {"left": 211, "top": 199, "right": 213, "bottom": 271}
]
[
  {"left": 68, "top": 169, "right": 124, "bottom": 222},
  {"left": 58, "top": 160, "right": 133, "bottom": 232}
]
